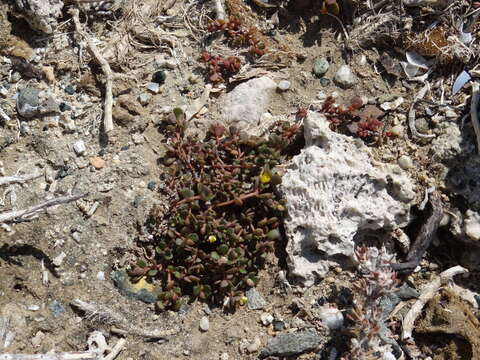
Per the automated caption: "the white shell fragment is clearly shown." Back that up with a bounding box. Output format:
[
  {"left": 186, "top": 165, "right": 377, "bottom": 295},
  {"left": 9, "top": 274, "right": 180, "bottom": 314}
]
[{"left": 452, "top": 71, "right": 471, "bottom": 95}]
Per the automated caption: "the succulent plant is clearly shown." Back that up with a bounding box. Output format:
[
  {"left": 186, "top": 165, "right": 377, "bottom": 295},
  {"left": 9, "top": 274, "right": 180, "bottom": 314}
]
[{"left": 130, "top": 108, "right": 302, "bottom": 310}]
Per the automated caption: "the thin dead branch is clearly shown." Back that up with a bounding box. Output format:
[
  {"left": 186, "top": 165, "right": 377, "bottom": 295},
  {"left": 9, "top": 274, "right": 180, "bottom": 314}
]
[
  {"left": 71, "top": 299, "right": 178, "bottom": 339},
  {"left": 0, "top": 353, "right": 98, "bottom": 360},
  {"left": 0, "top": 173, "right": 42, "bottom": 186},
  {"left": 391, "top": 192, "right": 442, "bottom": 274},
  {"left": 69, "top": 8, "right": 113, "bottom": 134},
  {"left": 0, "top": 193, "right": 88, "bottom": 223},
  {"left": 470, "top": 82, "right": 480, "bottom": 153},
  {"left": 401, "top": 265, "right": 468, "bottom": 340}
]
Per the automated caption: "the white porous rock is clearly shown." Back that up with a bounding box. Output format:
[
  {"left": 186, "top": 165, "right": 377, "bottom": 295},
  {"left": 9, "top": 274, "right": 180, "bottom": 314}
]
[
  {"left": 464, "top": 210, "right": 480, "bottom": 241},
  {"left": 13, "top": 0, "right": 63, "bottom": 34},
  {"left": 222, "top": 77, "right": 277, "bottom": 136},
  {"left": 281, "top": 112, "right": 415, "bottom": 285}
]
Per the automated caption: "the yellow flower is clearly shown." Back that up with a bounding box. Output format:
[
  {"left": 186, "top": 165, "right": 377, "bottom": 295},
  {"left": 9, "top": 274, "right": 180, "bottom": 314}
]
[
  {"left": 260, "top": 170, "right": 271, "bottom": 184},
  {"left": 239, "top": 296, "right": 248, "bottom": 306},
  {"left": 207, "top": 235, "right": 217, "bottom": 243}
]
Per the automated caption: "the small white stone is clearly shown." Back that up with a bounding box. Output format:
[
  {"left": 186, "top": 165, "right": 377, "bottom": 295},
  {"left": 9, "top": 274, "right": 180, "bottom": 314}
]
[
  {"left": 146, "top": 82, "right": 160, "bottom": 94},
  {"left": 52, "top": 252, "right": 66, "bottom": 267},
  {"left": 390, "top": 125, "right": 404, "bottom": 137},
  {"left": 27, "top": 305, "right": 40, "bottom": 311},
  {"left": 334, "top": 65, "right": 357, "bottom": 88},
  {"left": 277, "top": 80, "right": 291, "bottom": 91},
  {"left": 260, "top": 313, "right": 274, "bottom": 326},
  {"left": 318, "top": 305, "right": 344, "bottom": 330},
  {"left": 445, "top": 109, "right": 457, "bottom": 119},
  {"left": 73, "top": 140, "right": 86, "bottom": 156},
  {"left": 398, "top": 155, "right": 413, "bottom": 170},
  {"left": 316, "top": 91, "right": 327, "bottom": 101},
  {"left": 380, "top": 97, "right": 404, "bottom": 111},
  {"left": 220, "top": 353, "right": 229, "bottom": 360},
  {"left": 132, "top": 133, "right": 144, "bottom": 145},
  {"left": 199, "top": 316, "right": 209, "bottom": 331},
  {"left": 96, "top": 271, "right": 105, "bottom": 281},
  {"left": 464, "top": 210, "right": 480, "bottom": 241},
  {"left": 138, "top": 93, "right": 151, "bottom": 106},
  {"left": 357, "top": 54, "right": 367, "bottom": 66},
  {"left": 246, "top": 337, "right": 261, "bottom": 353}
]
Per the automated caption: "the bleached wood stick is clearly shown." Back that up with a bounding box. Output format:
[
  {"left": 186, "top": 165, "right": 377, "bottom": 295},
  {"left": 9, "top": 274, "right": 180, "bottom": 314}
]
[
  {"left": 69, "top": 8, "right": 113, "bottom": 134},
  {"left": 102, "top": 339, "right": 125, "bottom": 360},
  {"left": 0, "top": 352, "right": 98, "bottom": 360},
  {"left": 0, "top": 173, "right": 42, "bottom": 186},
  {"left": 0, "top": 193, "right": 87, "bottom": 223},
  {"left": 71, "top": 299, "right": 177, "bottom": 339},
  {"left": 401, "top": 265, "right": 468, "bottom": 340},
  {"left": 470, "top": 82, "right": 480, "bottom": 153}
]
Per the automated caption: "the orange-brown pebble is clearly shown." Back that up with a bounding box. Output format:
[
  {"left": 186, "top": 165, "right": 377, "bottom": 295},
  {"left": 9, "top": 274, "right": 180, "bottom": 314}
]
[{"left": 90, "top": 157, "right": 105, "bottom": 170}]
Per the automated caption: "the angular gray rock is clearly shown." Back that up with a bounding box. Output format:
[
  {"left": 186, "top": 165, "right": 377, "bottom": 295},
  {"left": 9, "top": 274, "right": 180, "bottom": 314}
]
[
  {"left": 281, "top": 112, "right": 415, "bottom": 285},
  {"left": 221, "top": 76, "right": 277, "bottom": 136},
  {"left": 260, "top": 329, "right": 321, "bottom": 358},
  {"left": 14, "top": 0, "right": 63, "bottom": 34},
  {"left": 246, "top": 288, "right": 267, "bottom": 310},
  {"left": 17, "top": 88, "right": 60, "bottom": 118}
]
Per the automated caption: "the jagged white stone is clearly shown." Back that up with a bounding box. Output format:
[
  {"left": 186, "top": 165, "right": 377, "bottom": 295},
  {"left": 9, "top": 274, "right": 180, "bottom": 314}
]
[
  {"left": 281, "top": 112, "right": 415, "bottom": 285},
  {"left": 222, "top": 76, "right": 277, "bottom": 136},
  {"left": 14, "top": 0, "right": 63, "bottom": 34}
]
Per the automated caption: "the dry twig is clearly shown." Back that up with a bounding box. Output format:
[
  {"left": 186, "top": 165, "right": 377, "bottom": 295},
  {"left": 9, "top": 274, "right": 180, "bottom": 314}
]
[
  {"left": 470, "top": 82, "right": 480, "bottom": 153},
  {"left": 401, "top": 265, "right": 468, "bottom": 340},
  {"left": 0, "top": 353, "right": 98, "bottom": 360},
  {"left": 0, "top": 193, "right": 87, "bottom": 223},
  {"left": 71, "top": 299, "right": 178, "bottom": 339},
  {"left": 391, "top": 192, "right": 442, "bottom": 274},
  {"left": 69, "top": 8, "right": 114, "bottom": 134},
  {"left": 0, "top": 173, "right": 42, "bottom": 186}
]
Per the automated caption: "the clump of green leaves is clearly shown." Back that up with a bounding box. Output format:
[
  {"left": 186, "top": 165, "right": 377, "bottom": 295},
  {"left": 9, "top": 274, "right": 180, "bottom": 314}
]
[{"left": 130, "top": 108, "right": 302, "bottom": 310}]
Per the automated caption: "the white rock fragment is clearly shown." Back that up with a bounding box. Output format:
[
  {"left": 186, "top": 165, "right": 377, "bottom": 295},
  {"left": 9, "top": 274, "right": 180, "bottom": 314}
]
[
  {"left": 96, "top": 271, "right": 105, "bottom": 281},
  {"left": 199, "top": 316, "right": 209, "bottom": 331},
  {"left": 73, "top": 140, "right": 86, "bottom": 156},
  {"left": 246, "top": 337, "right": 261, "bottom": 353},
  {"left": 380, "top": 97, "right": 404, "bottom": 111},
  {"left": 222, "top": 77, "right": 277, "bottom": 136},
  {"left": 260, "top": 313, "right": 274, "bottom": 326},
  {"left": 52, "top": 252, "right": 66, "bottom": 267},
  {"left": 398, "top": 155, "right": 413, "bottom": 170},
  {"left": 27, "top": 305, "right": 40, "bottom": 311},
  {"left": 281, "top": 112, "right": 414, "bottom": 284},
  {"left": 146, "top": 82, "right": 160, "bottom": 94},
  {"left": 318, "top": 305, "right": 344, "bottom": 330},
  {"left": 13, "top": 0, "right": 63, "bottom": 34},
  {"left": 464, "top": 210, "right": 480, "bottom": 241},
  {"left": 334, "top": 65, "right": 357, "bottom": 88},
  {"left": 277, "top": 80, "right": 291, "bottom": 91}
]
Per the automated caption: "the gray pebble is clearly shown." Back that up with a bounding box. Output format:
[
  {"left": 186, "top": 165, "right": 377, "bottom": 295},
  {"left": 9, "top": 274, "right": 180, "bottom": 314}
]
[
  {"left": 313, "top": 57, "right": 329, "bottom": 77},
  {"left": 138, "top": 93, "right": 152, "bottom": 106},
  {"left": 260, "top": 329, "right": 321, "bottom": 358}
]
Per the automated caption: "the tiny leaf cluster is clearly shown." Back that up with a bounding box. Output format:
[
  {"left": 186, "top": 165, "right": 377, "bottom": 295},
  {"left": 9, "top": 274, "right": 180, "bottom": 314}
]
[{"left": 132, "top": 109, "right": 301, "bottom": 310}]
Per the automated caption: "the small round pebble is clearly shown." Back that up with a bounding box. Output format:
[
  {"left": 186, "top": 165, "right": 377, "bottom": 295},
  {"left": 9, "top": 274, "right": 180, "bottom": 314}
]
[
  {"left": 199, "top": 316, "right": 209, "bottom": 331},
  {"left": 89, "top": 157, "right": 105, "bottom": 170},
  {"left": 319, "top": 77, "right": 331, "bottom": 86},
  {"left": 273, "top": 320, "right": 285, "bottom": 331},
  {"left": 334, "top": 65, "right": 356, "bottom": 88},
  {"left": 389, "top": 125, "right": 404, "bottom": 137},
  {"left": 246, "top": 337, "right": 261, "bottom": 353},
  {"left": 277, "top": 80, "right": 291, "bottom": 91},
  {"left": 313, "top": 57, "right": 329, "bottom": 77},
  {"left": 147, "top": 181, "right": 156, "bottom": 191},
  {"left": 64, "top": 85, "right": 76, "bottom": 95},
  {"left": 398, "top": 155, "right": 413, "bottom": 170}
]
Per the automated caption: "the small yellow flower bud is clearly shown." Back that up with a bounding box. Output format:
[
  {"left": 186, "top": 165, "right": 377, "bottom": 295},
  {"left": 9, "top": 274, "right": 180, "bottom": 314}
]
[
  {"left": 207, "top": 235, "right": 217, "bottom": 243},
  {"left": 260, "top": 171, "right": 271, "bottom": 184},
  {"left": 239, "top": 296, "right": 248, "bottom": 306}
]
